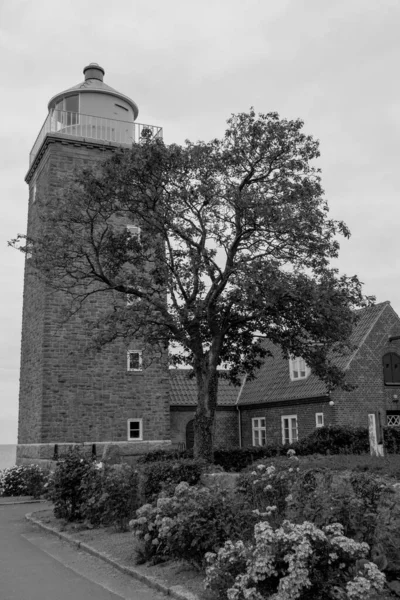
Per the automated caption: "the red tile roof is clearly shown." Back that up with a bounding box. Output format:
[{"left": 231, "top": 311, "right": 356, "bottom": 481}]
[
  {"left": 169, "top": 302, "right": 394, "bottom": 407},
  {"left": 169, "top": 369, "right": 239, "bottom": 406},
  {"left": 239, "top": 302, "right": 391, "bottom": 405}
]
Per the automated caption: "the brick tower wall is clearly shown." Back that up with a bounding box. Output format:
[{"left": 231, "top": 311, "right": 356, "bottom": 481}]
[{"left": 17, "top": 139, "right": 171, "bottom": 464}]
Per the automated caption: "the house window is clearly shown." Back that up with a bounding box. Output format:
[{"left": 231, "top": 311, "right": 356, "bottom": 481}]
[
  {"left": 289, "top": 357, "right": 310, "bottom": 381},
  {"left": 383, "top": 353, "right": 400, "bottom": 385},
  {"left": 252, "top": 417, "right": 266, "bottom": 446},
  {"left": 387, "top": 411, "right": 400, "bottom": 427},
  {"left": 282, "top": 415, "right": 298, "bottom": 444},
  {"left": 315, "top": 413, "right": 324, "bottom": 428},
  {"left": 127, "top": 350, "right": 142, "bottom": 371},
  {"left": 126, "top": 225, "right": 141, "bottom": 242},
  {"left": 127, "top": 418, "right": 143, "bottom": 440}
]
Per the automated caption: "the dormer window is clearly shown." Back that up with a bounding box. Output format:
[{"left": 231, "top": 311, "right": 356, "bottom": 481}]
[
  {"left": 383, "top": 353, "right": 400, "bottom": 385},
  {"left": 289, "top": 356, "right": 310, "bottom": 381}
]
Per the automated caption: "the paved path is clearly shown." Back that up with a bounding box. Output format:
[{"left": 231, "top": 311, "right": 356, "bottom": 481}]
[{"left": 0, "top": 503, "right": 166, "bottom": 600}]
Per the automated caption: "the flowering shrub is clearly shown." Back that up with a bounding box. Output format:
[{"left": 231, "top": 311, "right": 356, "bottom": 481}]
[
  {"left": 286, "top": 469, "right": 392, "bottom": 549},
  {"left": 130, "top": 481, "right": 257, "bottom": 567},
  {"left": 0, "top": 464, "right": 49, "bottom": 498},
  {"left": 237, "top": 459, "right": 300, "bottom": 528},
  {"left": 80, "top": 463, "right": 139, "bottom": 531},
  {"left": 46, "top": 448, "right": 97, "bottom": 521},
  {"left": 205, "top": 520, "right": 386, "bottom": 600}
]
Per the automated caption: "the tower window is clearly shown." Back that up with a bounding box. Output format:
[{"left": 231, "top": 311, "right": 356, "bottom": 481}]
[
  {"left": 127, "top": 418, "right": 143, "bottom": 440},
  {"left": 127, "top": 350, "right": 142, "bottom": 371},
  {"left": 126, "top": 225, "right": 141, "bottom": 242},
  {"left": 383, "top": 353, "right": 400, "bottom": 385},
  {"left": 289, "top": 357, "right": 310, "bottom": 381},
  {"left": 64, "top": 94, "right": 79, "bottom": 113},
  {"left": 53, "top": 94, "right": 79, "bottom": 126}
]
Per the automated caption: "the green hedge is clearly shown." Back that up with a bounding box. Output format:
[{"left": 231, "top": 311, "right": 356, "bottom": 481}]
[
  {"left": 383, "top": 426, "right": 400, "bottom": 453},
  {"left": 291, "top": 425, "right": 370, "bottom": 456},
  {"left": 137, "top": 425, "right": 399, "bottom": 475},
  {"left": 138, "top": 458, "right": 205, "bottom": 503},
  {"left": 136, "top": 447, "right": 193, "bottom": 463}
]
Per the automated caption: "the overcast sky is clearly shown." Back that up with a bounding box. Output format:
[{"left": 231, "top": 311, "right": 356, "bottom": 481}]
[{"left": 1, "top": 0, "right": 399, "bottom": 444}]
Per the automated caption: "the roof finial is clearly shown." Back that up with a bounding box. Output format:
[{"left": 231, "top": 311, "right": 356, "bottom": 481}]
[{"left": 83, "top": 63, "right": 105, "bottom": 82}]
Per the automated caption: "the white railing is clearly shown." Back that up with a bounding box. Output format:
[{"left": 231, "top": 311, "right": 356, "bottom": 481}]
[{"left": 29, "top": 110, "right": 163, "bottom": 165}]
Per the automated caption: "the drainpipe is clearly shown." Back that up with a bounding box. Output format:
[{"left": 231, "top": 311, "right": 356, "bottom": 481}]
[{"left": 235, "top": 375, "right": 247, "bottom": 448}]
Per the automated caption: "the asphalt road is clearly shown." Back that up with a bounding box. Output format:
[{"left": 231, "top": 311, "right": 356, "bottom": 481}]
[{"left": 0, "top": 503, "right": 166, "bottom": 600}]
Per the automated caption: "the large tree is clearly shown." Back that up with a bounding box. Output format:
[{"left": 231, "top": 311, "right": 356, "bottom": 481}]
[{"left": 13, "top": 110, "right": 372, "bottom": 460}]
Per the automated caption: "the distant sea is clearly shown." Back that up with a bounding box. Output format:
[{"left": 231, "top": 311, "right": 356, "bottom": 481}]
[{"left": 0, "top": 445, "right": 17, "bottom": 470}]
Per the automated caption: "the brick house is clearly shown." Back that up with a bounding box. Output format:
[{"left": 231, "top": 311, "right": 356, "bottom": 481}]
[
  {"left": 169, "top": 370, "right": 239, "bottom": 449},
  {"left": 170, "top": 302, "right": 400, "bottom": 448}
]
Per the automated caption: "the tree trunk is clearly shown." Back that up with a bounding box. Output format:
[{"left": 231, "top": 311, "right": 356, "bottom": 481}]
[{"left": 193, "top": 365, "right": 218, "bottom": 462}]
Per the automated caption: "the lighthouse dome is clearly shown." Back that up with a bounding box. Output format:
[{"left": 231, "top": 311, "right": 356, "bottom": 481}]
[{"left": 47, "top": 63, "right": 139, "bottom": 122}]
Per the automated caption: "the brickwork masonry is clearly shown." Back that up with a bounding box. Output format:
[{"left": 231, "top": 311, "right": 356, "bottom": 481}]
[{"left": 17, "top": 139, "right": 171, "bottom": 464}]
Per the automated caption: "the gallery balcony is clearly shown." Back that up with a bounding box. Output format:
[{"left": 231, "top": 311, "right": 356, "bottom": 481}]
[{"left": 29, "top": 109, "right": 163, "bottom": 166}]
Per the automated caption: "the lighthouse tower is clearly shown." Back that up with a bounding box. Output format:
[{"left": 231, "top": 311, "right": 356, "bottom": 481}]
[{"left": 18, "top": 64, "right": 171, "bottom": 465}]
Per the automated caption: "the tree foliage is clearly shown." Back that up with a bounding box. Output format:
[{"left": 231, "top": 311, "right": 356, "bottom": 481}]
[{"left": 12, "top": 109, "right": 373, "bottom": 460}]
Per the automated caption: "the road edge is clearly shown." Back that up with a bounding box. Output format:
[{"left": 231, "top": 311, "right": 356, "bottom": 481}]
[{"left": 25, "top": 512, "right": 200, "bottom": 600}]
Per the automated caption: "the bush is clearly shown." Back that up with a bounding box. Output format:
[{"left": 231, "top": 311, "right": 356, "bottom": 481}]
[
  {"left": 47, "top": 448, "right": 97, "bottom": 521},
  {"left": 81, "top": 463, "right": 139, "bottom": 531},
  {"left": 291, "top": 425, "right": 370, "bottom": 456},
  {"left": 213, "top": 444, "right": 284, "bottom": 472},
  {"left": 212, "top": 427, "right": 371, "bottom": 473},
  {"left": 138, "top": 458, "right": 205, "bottom": 503},
  {"left": 136, "top": 447, "right": 193, "bottom": 463},
  {"left": 237, "top": 457, "right": 301, "bottom": 525},
  {"left": 286, "top": 468, "right": 391, "bottom": 548},
  {"left": 383, "top": 427, "right": 400, "bottom": 454},
  {"left": 205, "top": 520, "right": 386, "bottom": 600},
  {"left": 130, "top": 481, "right": 257, "bottom": 567},
  {"left": 0, "top": 464, "right": 48, "bottom": 498}
]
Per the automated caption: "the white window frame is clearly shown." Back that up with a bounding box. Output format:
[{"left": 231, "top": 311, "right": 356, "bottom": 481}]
[
  {"left": 289, "top": 356, "right": 311, "bottom": 381},
  {"left": 282, "top": 415, "right": 298, "bottom": 444},
  {"left": 126, "top": 224, "right": 141, "bottom": 242},
  {"left": 127, "top": 418, "right": 143, "bottom": 441},
  {"left": 127, "top": 350, "right": 142, "bottom": 371},
  {"left": 252, "top": 417, "right": 266, "bottom": 446},
  {"left": 315, "top": 412, "right": 324, "bottom": 428},
  {"left": 387, "top": 414, "right": 400, "bottom": 427}
]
